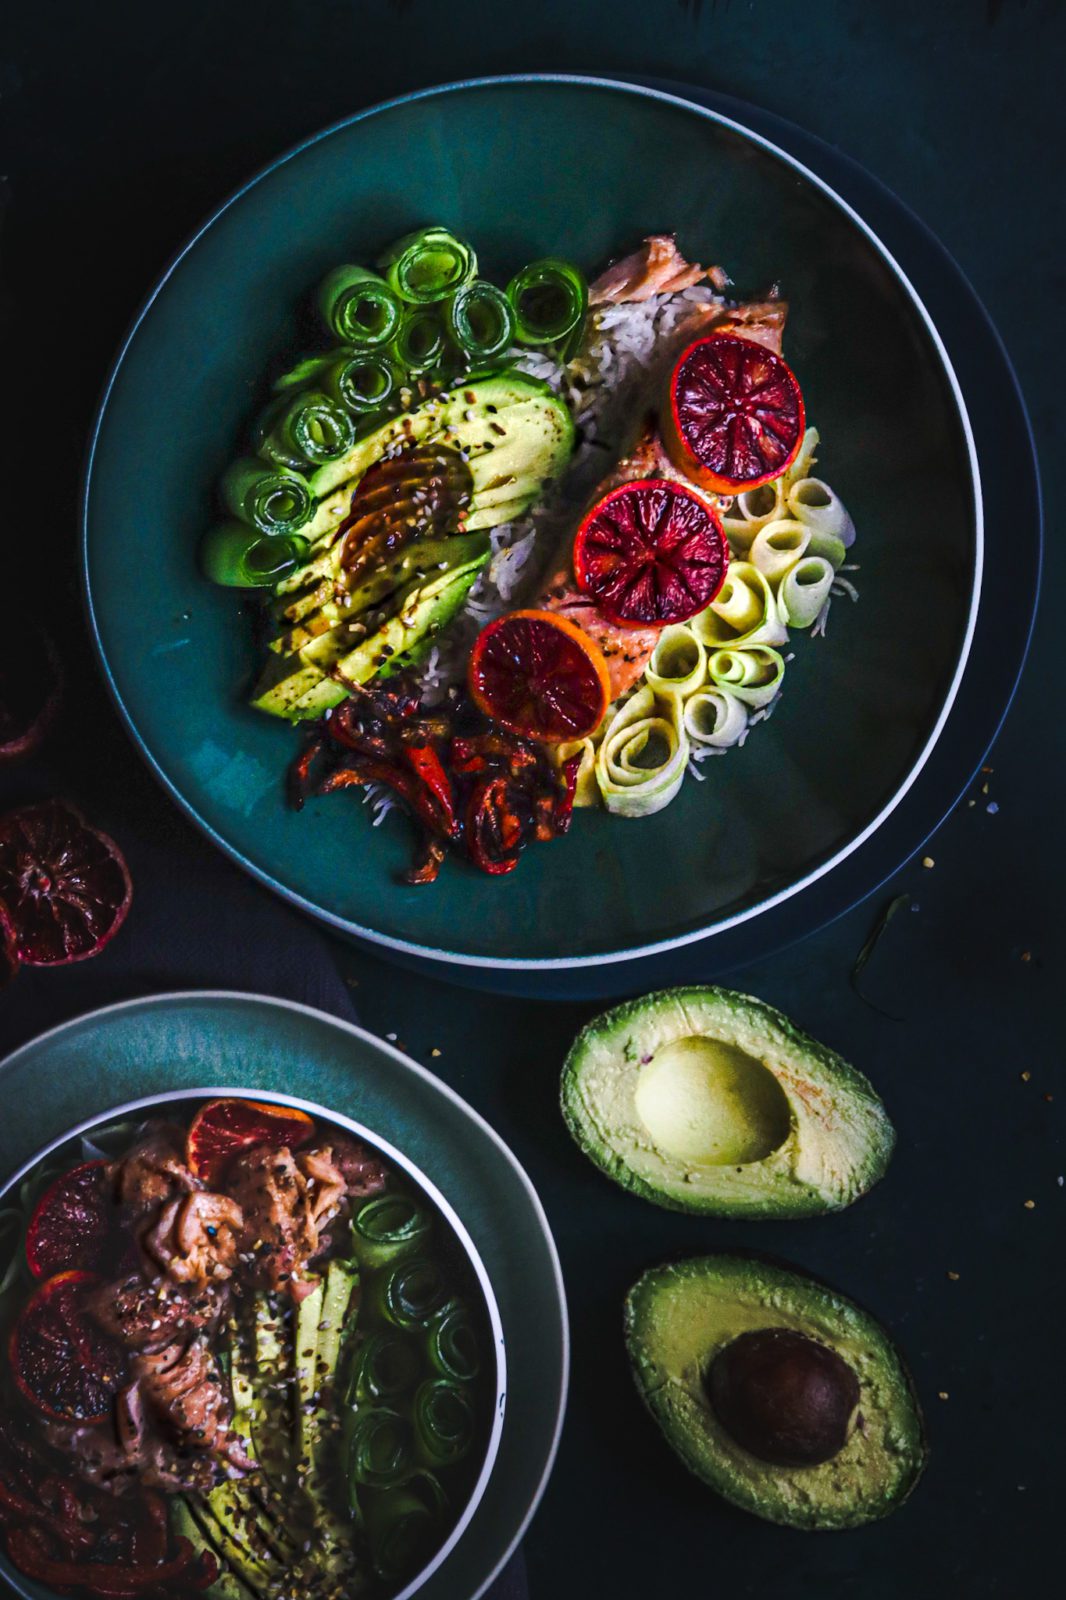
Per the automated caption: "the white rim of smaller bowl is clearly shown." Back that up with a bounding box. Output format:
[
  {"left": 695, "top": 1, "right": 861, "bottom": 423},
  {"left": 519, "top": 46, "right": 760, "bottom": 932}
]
[{"left": 0, "top": 1075, "right": 508, "bottom": 1600}]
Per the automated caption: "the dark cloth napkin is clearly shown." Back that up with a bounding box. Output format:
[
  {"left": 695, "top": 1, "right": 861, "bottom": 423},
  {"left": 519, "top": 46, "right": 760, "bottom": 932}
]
[{"left": 0, "top": 749, "right": 527, "bottom": 1600}]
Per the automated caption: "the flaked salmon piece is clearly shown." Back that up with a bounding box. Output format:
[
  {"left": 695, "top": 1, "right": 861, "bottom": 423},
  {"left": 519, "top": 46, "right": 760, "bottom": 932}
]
[
  {"left": 589, "top": 234, "right": 725, "bottom": 305},
  {"left": 539, "top": 425, "right": 689, "bottom": 700}
]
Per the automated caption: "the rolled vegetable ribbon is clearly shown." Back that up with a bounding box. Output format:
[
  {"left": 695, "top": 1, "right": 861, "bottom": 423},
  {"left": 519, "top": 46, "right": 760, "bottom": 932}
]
[
  {"left": 345, "top": 1405, "right": 416, "bottom": 1491},
  {"left": 507, "top": 257, "right": 588, "bottom": 346},
  {"left": 200, "top": 522, "right": 309, "bottom": 588},
  {"left": 318, "top": 264, "right": 402, "bottom": 348},
  {"left": 256, "top": 389, "right": 356, "bottom": 468},
  {"left": 683, "top": 686, "right": 749, "bottom": 749},
  {"left": 320, "top": 349, "right": 402, "bottom": 415},
  {"left": 379, "top": 226, "right": 477, "bottom": 304},
  {"left": 748, "top": 519, "right": 811, "bottom": 589},
  {"left": 707, "top": 646, "right": 785, "bottom": 709},
  {"left": 691, "top": 562, "right": 788, "bottom": 649},
  {"left": 220, "top": 457, "right": 313, "bottom": 536},
  {"left": 646, "top": 624, "right": 707, "bottom": 704},
  {"left": 391, "top": 308, "right": 447, "bottom": 374},
  {"left": 787, "top": 475, "right": 856, "bottom": 548},
  {"left": 348, "top": 1330, "right": 422, "bottom": 1405},
  {"left": 595, "top": 687, "right": 689, "bottom": 818},
  {"left": 351, "top": 1193, "right": 431, "bottom": 1272},
  {"left": 720, "top": 477, "right": 788, "bottom": 553},
  {"left": 426, "top": 1302, "right": 480, "bottom": 1383},
  {"left": 272, "top": 352, "right": 335, "bottom": 394},
  {"left": 411, "top": 1378, "right": 475, "bottom": 1467},
  {"left": 777, "top": 555, "right": 836, "bottom": 628},
  {"left": 375, "top": 1257, "right": 450, "bottom": 1330},
  {"left": 363, "top": 1475, "right": 445, "bottom": 1582},
  {"left": 784, "top": 425, "right": 821, "bottom": 487},
  {"left": 445, "top": 280, "right": 516, "bottom": 362}
]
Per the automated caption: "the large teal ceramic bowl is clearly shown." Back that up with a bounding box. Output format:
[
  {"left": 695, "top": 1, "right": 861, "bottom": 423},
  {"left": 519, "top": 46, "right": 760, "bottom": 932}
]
[
  {"left": 0, "top": 993, "right": 567, "bottom": 1600},
  {"left": 83, "top": 75, "right": 980, "bottom": 973}
]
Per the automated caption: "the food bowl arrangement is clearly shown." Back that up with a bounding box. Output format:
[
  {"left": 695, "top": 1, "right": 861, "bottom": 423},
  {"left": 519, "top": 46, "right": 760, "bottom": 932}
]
[{"left": 0, "top": 1087, "right": 506, "bottom": 1600}]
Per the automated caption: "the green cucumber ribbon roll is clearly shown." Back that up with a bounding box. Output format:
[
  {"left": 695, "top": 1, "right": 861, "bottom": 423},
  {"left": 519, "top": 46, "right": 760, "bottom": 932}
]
[
  {"left": 748, "top": 519, "right": 811, "bottom": 589},
  {"left": 200, "top": 522, "right": 310, "bottom": 588},
  {"left": 707, "top": 646, "right": 785, "bottom": 709},
  {"left": 683, "top": 686, "right": 749, "bottom": 749},
  {"left": 391, "top": 308, "right": 447, "bottom": 374},
  {"left": 272, "top": 352, "right": 335, "bottom": 394},
  {"left": 786, "top": 475, "right": 856, "bottom": 549},
  {"left": 348, "top": 1330, "right": 422, "bottom": 1405},
  {"left": 321, "top": 349, "right": 402, "bottom": 415},
  {"left": 777, "top": 556, "right": 836, "bottom": 628},
  {"left": 720, "top": 478, "right": 788, "bottom": 553},
  {"left": 345, "top": 1405, "right": 416, "bottom": 1491},
  {"left": 784, "top": 425, "right": 821, "bottom": 486},
  {"left": 595, "top": 688, "right": 689, "bottom": 817},
  {"left": 691, "top": 562, "right": 788, "bottom": 649},
  {"left": 646, "top": 624, "right": 707, "bottom": 703},
  {"left": 425, "top": 1302, "right": 480, "bottom": 1383},
  {"left": 445, "top": 280, "right": 516, "bottom": 363},
  {"left": 256, "top": 389, "right": 356, "bottom": 468},
  {"left": 374, "top": 1257, "right": 450, "bottom": 1330},
  {"left": 318, "top": 264, "right": 402, "bottom": 348},
  {"left": 411, "top": 1378, "right": 476, "bottom": 1467},
  {"left": 380, "top": 226, "right": 478, "bottom": 304},
  {"left": 507, "top": 257, "right": 588, "bottom": 346},
  {"left": 351, "top": 1193, "right": 431, "bottom": 1272},
  {"left": 220, "top": 457, "right": 313, "bottom": 536},
  {"left": 363, "top": 1475, "right": 446, "bottom": 1582}
]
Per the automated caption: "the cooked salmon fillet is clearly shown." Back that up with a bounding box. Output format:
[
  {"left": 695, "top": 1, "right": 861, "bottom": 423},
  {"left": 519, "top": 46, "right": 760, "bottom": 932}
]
[
  {"left": 589, "top": 234, "right": 728, "bottom": 304},
  {"left": 535, "top": 295, "right": 788, "bottom": 698}
]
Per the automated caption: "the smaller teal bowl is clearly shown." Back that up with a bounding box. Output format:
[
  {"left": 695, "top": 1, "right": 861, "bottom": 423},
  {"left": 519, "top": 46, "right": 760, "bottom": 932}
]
[{"left": 0, "top": 993, "right": 568, "bottom": 1600}]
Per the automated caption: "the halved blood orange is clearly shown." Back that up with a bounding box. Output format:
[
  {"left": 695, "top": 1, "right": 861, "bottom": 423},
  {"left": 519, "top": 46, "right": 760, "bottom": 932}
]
[
  {"left": 468, "top": 609, "right": 611, "bottom": 744},
  {"left": 10, "top": 1271, "right": 126, "bottom": 1423},
  {"left": 573, "top": 478, "right": 728, "bottom": 626},
  {"left": 186, "top": 1097, "right": 315, "bottom": 1186},
  {"left": 0, "top": 800, "right": 132, "bottom": 966},
  {"left": 663, "top": 332, "right": 805, "bottom": 493},
  {"left": 26, "top": 1161, "right": 113, "bottom": 1280}
]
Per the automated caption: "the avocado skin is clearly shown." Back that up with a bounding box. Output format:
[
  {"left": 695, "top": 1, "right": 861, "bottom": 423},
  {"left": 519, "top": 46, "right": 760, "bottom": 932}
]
[
  {"left": 561, "top": 985, "right": 895, "bottom": 1219},
  {"left": 625, "top": 1254, "right": 928, "bottom": 1531}
]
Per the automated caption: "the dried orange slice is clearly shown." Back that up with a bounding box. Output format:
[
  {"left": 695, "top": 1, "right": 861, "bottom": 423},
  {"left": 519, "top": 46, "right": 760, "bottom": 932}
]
[{"left": 468, "top": 609, "right": 611, "bottom": 743}]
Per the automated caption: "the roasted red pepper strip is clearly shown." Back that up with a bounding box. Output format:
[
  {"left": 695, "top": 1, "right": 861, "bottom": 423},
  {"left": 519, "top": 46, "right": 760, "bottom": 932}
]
[
  {"left": 466, "top": 777, "right": 523, "bottom": 875},
  {"left": 555, "top": 754, "right": 582, "bottom": 833},
  {"left": 287, "top": 738, "right": 324, "bottom": 810},
  {"left": 321, "top": 757, "right": 456, "bottom": 840},
  {"left": 404, "top": 745, "right": 456, "bottom": 834},
  {"left": 5, "top": 1526, "right": 196, "bottom": 1593},
  {"left": 0, "top": 1475, "right": 95, "bottom": 1552}
]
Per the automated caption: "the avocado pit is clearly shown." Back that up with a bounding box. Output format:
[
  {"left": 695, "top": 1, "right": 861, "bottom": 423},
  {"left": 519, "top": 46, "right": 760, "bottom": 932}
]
[
  {"left": 707, "top": 1327, "right": 861, "bottom": 1467},
  {"left": 633, "top": 1036, "right": 791, "bottom": 1167}
]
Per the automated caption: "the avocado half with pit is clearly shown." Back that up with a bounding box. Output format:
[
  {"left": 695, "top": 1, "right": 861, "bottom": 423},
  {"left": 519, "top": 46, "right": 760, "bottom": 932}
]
[
  {"left": 625, "top": 1255, "right": 927, "bottom": 1530},
  {"left": 562, "top": 986, "right": 894, "bottom": 1217}
]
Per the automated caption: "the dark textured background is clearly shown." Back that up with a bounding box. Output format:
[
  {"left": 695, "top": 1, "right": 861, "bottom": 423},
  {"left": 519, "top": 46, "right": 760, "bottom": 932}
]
[{"left": 1, "top": 2, "right": 1062, "bottom": 1596}]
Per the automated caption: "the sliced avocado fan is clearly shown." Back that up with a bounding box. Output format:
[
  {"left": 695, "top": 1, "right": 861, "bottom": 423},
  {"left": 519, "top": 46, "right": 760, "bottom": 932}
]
[
  {"left": 562, "top": 986, "right": 894, "bottom": 1218},
  {"left": 625, "top": 1254, "right": 927, "bottom": 1530}
]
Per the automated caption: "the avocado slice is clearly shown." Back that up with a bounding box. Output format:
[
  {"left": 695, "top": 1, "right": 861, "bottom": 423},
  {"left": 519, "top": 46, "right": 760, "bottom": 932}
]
[
  {"left": 251, "top": 547, "right": 489, "bottom": 721},
  {"left": 171, "top": 1499, "right": 256, "bottom": 1600},
  {"left": 562, "top": 986, "right": 894, "bottom": 1218},
  {"left": 625, "top": 1255, "right": 927, "bottom": 1530}
]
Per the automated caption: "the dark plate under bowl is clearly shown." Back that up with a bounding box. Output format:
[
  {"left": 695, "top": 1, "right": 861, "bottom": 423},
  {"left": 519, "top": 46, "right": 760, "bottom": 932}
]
[{"left": 82, "top": 75, "right": 980, "bottom": 973}]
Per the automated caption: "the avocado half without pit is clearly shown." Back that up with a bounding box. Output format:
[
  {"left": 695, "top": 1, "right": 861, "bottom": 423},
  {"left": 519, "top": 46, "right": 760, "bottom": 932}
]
[
  {"left": 625, "top": 1256, "right": 927, "bottom": 1530},
  {"left": 561, "top": 986, "right": 895, "bottom": 1217}
]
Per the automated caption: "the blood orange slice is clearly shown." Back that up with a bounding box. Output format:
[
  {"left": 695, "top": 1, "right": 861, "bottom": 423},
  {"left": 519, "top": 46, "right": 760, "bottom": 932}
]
[
  {"left": 0, "top": 626, "right": 63, "bottom": 765},
  {"left": 663, "top": 333, "right": 805, "bottom": 493},
  {"left": 573, "top": 478, "right": 728, "bottom": 626},
  {"left": 25, "top": 1162, "right": 113, "bottom": 1281},
  {"left": 0, "top": 801, "right": 132, "bottom": 966},
  {"left": 468, "top": 609, "right": 611, "bottom": 743},
  {"left": 187, "top": 1098, "right": 315, "bottom": 1186},
  {"left": 10, "top": 1271, "right": 126, "bottom": 1423}
]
